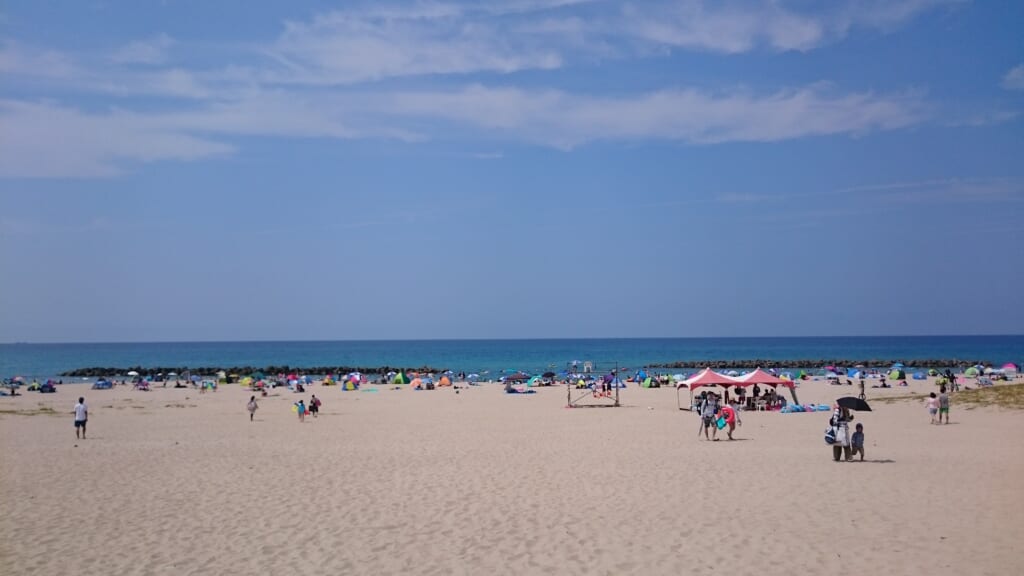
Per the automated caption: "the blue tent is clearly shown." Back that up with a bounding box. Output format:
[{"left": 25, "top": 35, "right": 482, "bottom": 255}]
[{"left": 912, "top": 371, "right": 927, "bottom": 380}]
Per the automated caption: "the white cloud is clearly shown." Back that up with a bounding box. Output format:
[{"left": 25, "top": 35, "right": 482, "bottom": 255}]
[
  {"left": 0, "top": 82, "right": 925, "bottom": 177},
  {"left": 621, "top": 0, "right": 965, "bottom": 54},
  {"left": 621, "top": 2, "right": 824, "bottom": 53},
  {"left": 266, "top": 6, "right": 565, "bottom": 84},
  {"left": 0, "top": 41, "right": 80, "bottom": 80},
  {"left": 379, "top": 84, "right": 925, "bottom": 148},
  {"left": 1002, "top": 64, "right": 1024, "bottom": 91},
  {"left": 111, "top": 33, "right": 175, "bottom": 65},
  {"left": 0, "top": 100, "right": 234, "bottom": 178}
]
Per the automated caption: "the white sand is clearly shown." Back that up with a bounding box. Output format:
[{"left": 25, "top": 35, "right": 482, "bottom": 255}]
[{"left": 2, "top": 377, "right": 1022, "bottom": 576}]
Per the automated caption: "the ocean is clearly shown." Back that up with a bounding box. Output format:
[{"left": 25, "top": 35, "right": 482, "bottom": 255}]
[{"left": 1, "top": 336, "right": 1022, "bottom": 381}]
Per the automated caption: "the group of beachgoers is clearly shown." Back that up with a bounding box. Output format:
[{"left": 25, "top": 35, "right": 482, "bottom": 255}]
[
  {"left": 926, "top": 386, "right": 951, "bottom": 425},
  {"left": 827, "top": 406, "right": 865, "bottom": 462},
  {"left": 695, "top": 392, "right": 742, "bottom": 441},
  {"left": 245, "top": 394, "right": 322, "bottom": 422}
]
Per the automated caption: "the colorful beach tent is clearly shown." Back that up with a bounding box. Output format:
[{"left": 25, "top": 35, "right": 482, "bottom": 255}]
[
  {"left": 912, "top": 371, "right": 926, "bottom": 380},
  {"left": 392, "top": 372, "right": 410, "bottom": 384},
  {"left": 963, "top": 366, "right": 980, "bottom": 378},
  {"left": 1003, "top": 363, "right": 1019, "bottom": 377},
  {"left": 888, "top": 369, "right": 906, "bottom": 380}
]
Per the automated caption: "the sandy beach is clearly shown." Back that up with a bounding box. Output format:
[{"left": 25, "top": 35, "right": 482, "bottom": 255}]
[{"left": 2, "top": 376, "right": 1022, "bottom": 576}]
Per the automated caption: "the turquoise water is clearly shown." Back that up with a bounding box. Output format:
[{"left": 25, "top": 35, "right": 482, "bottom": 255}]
[{"left": 1, "top": 336, "right": 1021, "bottom": 380}]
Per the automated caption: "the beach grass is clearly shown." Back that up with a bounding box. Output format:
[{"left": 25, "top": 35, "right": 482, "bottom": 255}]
[
  {"left": 876, "top": 383, "right": 1024, "bottom": 410},
  {"left": 0, "top": 404, "right": 60, "bottom": 417}
]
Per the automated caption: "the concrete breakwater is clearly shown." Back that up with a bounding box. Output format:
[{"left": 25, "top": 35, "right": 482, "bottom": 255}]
[
  {"left": 60, "top": 365, "right": 443, "bottom": 378},
  {"left": 60, "top": 358, "right": 990, "bottom": 378}
]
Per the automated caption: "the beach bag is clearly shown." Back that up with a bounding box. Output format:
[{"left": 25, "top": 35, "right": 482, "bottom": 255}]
[
  {"left": 835, "top": 425, "right": 848, "bottom": 446},
  {"left": 716, "top": 417, "right": 726, "bottom": 430},
  {"left": 824, "top": 426, "right": 837, "bottom": 445}
]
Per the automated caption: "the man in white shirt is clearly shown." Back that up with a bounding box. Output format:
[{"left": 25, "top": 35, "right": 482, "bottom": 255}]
[{"left": 74, "top": 397, "right": 88, "bottom": 439}]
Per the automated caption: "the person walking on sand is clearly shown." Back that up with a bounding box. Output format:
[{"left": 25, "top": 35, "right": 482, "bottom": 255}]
[
  {"left": 247, "top": 396, "right": 258, "bottom": 422},
  {"left": 699, "top": 393, "right": 720, "bottom": 441},
  {"left": 309, "top": 395, "right": 321, "bottom": 418},
  {"left": 720, "top": 401, "right": 741, "bottom": 440},
  {"left": 938, "top": 386, "right": 950, "bottom": 424},
  {"left": 74, "top": 397, "right": 88, "bottom": 439},
  {"left": 851, "top": 423, "right": 865, "bottom": 461},
  {"left": 926, "top": 392, "right": 939, "bottom": 424},
  {"left": 296, "top": 400, "right": 306, "bottom": 422},
  {"left": 830, "top": 405, "right": 853, "bottom": 462}
]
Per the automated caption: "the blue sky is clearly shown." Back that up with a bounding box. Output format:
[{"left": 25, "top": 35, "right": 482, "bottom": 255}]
[{"left": 1, "top": 0, "right": 1022, "bottom": 342}]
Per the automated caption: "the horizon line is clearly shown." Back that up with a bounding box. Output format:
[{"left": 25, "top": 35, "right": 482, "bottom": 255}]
[{"left": 3, "top": 334, "right": 1022, "bottom": 346}]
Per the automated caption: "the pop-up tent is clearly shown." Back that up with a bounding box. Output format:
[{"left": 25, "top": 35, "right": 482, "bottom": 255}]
[
  {"left": 963, "top": 366, "right": 980, "bottom": 378},
  {"left": 888, "top": 369, "right": 906, "bottom": 380},
  {"left": 735, "top": 368, "right": 800, "bottom": 405},
  {"left": 392, "top": 372, "right": 410, "bottom": 384},
  {"left": 912, "top": 371, "right": 926, "bottom": 380},
  {"left": 676, "top": 368, "right": 741, "bottom": 410}
]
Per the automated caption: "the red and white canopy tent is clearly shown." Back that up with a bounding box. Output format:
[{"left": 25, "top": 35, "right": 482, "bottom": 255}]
[{"left": 676, "top": 368, "right": 741, "bottom": 410}]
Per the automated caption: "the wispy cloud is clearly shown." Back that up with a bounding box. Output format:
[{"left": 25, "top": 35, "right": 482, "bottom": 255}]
[
  {"left": 1002, "top": 64, "right": 1024, "bottom": 91},
  {"left": 619, "top": 0, "right": 965, "bottom": 54},
  {"left": 264, "top": 3, "right": 575, "bottom": 85},
  {"left": 379, "top": 84, "right": 925, "bottom": 147},
  {"left": 0, "top": 100, "right": 234, "bottom": 178},
  {"left": 0, "top": 1, "right": 976, "bottom": 178},
  {"left": 111, "top": 33, "right": 175, "bottom": 65},
  {"left": 0, "top": 41, "right": 80, "bottom": 81},
  {"left": 0, "top": 82, "right": 926, "bottom": 177}
]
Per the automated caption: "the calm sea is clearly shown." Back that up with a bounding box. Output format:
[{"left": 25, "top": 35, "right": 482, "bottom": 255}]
[{"left": 1, "top": 336, "right": 1022, "bottom": 380}]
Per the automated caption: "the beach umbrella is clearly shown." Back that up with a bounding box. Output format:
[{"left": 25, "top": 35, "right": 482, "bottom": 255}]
[
  {"left": 127, "top": 371, "right": 139, "bottom": 377},
  {"left": 836, "top": 397, "right": 872, "bottom": 412},
  {"left": 466, "top": 373, "right": 479, "bottom": 382},
  {"left": 542, "top": 371, "right": 556, "bottom": 378},
  {"left": 892, "top": 363, "right": 905, "bottom": 369}
]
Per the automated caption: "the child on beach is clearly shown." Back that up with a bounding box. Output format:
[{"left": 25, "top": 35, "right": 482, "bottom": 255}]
[
  {"left": 926, "top": 392, "right": 939, "bottom": 424},
  {"left": 938, "top": 386, "right": 950, "bottom": 424},
  {"left": 295, "top": 400, "right": 306, "bottom": 422},
  {"left": 851, "top": 423, "right": 865, "bottom": 461},
  {"left": 247, "top": 396, "right": 258, "bottom": 422},
  {"left": 309, "top": 395, "right": 321, "bottom": 418}
]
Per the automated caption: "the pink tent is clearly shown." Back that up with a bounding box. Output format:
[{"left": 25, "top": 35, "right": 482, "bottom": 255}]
[
  {"left": 677, "top": 368, "right": 740, "bottom": 390},
  {"left": 1001, "top": 362, "right": 1018, "bottom": 371},
  {"left": 736, "top": 368, "right": 795, "bottom": 389}
]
